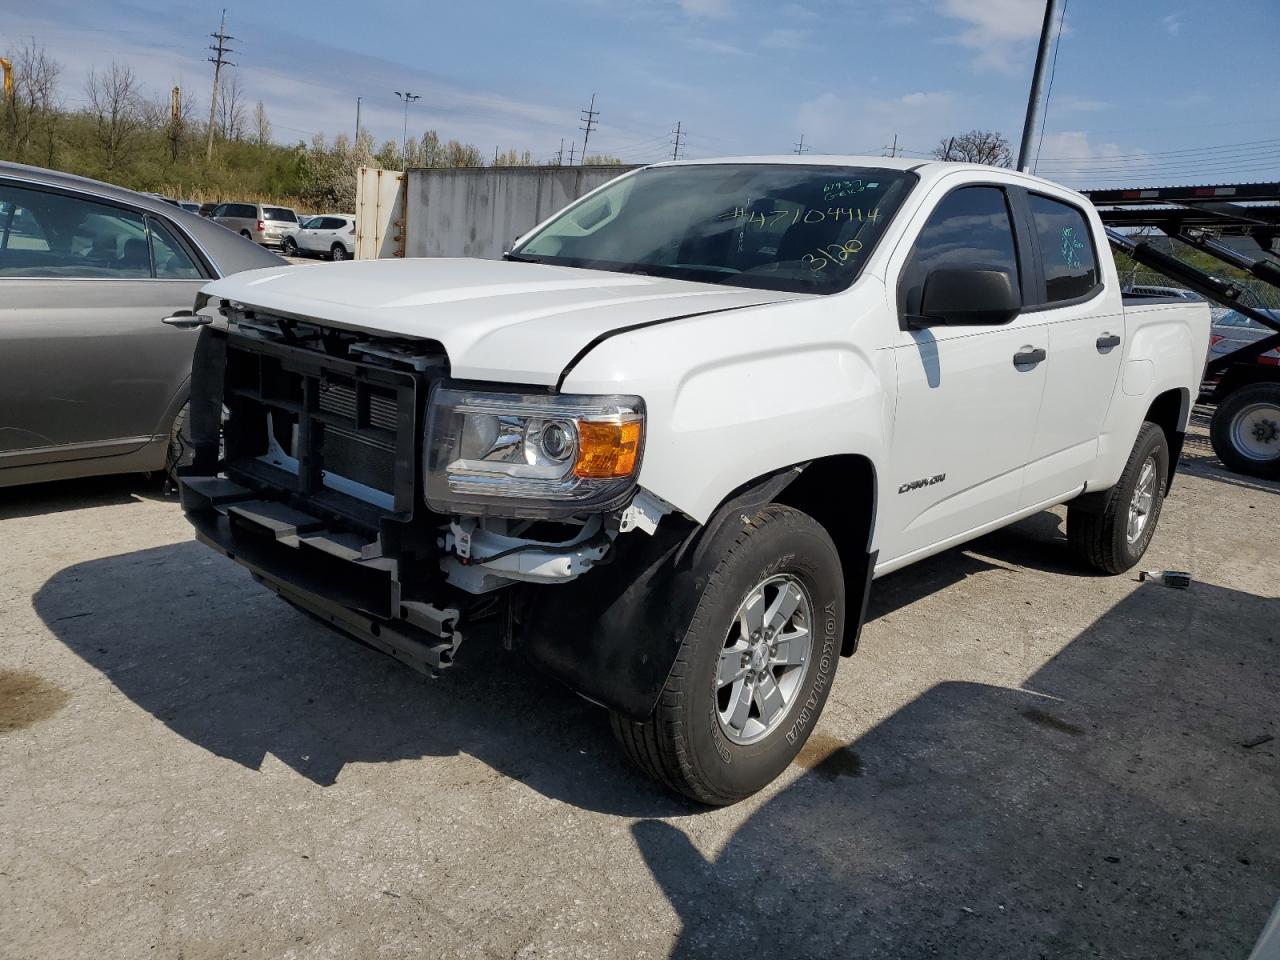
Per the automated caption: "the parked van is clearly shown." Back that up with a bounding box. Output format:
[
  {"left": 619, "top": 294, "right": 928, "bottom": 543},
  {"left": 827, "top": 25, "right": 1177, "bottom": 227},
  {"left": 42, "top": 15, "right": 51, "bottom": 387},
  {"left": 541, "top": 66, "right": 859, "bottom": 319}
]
[{"left": 211, "top": 202, "right": 300, "bottom": 248}]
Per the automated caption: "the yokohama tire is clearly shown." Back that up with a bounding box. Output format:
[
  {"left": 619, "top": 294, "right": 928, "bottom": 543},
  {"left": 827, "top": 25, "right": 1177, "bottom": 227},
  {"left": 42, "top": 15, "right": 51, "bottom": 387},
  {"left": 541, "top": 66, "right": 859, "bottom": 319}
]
[{"left": 611, "top": 504, "right": 845, "bottom": 806}]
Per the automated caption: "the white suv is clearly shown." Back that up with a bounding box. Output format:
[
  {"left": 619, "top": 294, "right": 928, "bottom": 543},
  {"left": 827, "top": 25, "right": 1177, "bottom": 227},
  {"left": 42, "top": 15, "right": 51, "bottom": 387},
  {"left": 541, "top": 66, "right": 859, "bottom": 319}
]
[{"left": 282, "top": 214, "right": 355, "bottom": 260}]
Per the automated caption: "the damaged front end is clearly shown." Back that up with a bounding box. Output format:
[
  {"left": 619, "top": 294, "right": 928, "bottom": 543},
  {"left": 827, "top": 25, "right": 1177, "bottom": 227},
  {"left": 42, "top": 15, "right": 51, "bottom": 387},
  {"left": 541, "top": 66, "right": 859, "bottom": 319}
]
[{"left": 179, "top": 299, "right": 674, "bottom": 704}]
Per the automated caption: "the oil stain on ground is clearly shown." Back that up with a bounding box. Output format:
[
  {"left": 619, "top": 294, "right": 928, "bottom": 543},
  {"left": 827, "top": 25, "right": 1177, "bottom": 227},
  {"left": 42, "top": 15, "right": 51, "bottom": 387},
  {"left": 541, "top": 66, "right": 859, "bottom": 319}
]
[
  {"left": 0, "top": 670, "right": 70, "bottom": 734},
  {"left": 793, "top": 731, "right": 864, "bottom": 781}
]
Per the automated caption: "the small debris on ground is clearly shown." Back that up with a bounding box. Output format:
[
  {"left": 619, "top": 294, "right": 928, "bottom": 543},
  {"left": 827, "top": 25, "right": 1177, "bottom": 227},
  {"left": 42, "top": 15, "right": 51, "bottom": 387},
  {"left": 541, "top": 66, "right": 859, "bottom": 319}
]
[
  {"left": 1241, "top": 734, "right": 1274, "bottom": 749},
  {"left": 1139, "top": 569, "right": 1192, "bottom": 588}
]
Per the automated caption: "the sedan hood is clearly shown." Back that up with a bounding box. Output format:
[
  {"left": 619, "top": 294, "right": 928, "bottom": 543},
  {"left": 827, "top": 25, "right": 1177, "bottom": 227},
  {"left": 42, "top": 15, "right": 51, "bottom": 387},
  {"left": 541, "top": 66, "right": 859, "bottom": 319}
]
[{"left": 201, "top": 257, "right": 798, "bottom": 385}]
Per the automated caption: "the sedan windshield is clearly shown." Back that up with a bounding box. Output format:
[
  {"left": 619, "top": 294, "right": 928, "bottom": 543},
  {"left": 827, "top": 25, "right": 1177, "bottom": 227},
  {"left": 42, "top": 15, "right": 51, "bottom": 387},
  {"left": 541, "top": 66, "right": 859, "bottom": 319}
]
[{"left": 513, "top": 163, "right": 916, "bottom": 295}]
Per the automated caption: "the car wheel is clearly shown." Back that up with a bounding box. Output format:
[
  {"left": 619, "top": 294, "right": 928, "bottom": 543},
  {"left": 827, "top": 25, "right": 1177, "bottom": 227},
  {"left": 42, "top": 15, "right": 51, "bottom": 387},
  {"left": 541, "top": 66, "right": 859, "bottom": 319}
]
[
  {"left": 165, "top": 402, "right": 193, "bottom": 487},
  {"left": 331, "top": 243, "right": 348, "bottom": 261},
  {"left": 283, "top": 237, "right": 298, "bottom": 257},
  {"left": 1209, "top": 382, "right": 1280, "bottom": 480},
  {"left": 611, "top": 504, "right": 844, "bottom": 806},
  {"left": 1067, "top": 421, "right": 1170, "bottom": 574}
]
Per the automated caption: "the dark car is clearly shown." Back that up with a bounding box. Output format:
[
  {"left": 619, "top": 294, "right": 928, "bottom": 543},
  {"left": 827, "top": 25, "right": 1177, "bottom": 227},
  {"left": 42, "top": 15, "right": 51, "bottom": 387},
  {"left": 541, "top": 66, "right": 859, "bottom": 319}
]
[{"left": 0, "top": 160, "right": 283, "bottom": 488}]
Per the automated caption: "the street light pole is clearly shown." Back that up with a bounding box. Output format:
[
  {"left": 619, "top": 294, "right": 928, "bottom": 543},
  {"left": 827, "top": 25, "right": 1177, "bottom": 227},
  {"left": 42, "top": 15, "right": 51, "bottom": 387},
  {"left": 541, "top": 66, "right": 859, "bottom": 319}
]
[
  {"left": 1017, "top": 0, "right": 1062, "bottom": 172},
  {"left": 394, "top": 90, "right": 420, "bottom": 166}
]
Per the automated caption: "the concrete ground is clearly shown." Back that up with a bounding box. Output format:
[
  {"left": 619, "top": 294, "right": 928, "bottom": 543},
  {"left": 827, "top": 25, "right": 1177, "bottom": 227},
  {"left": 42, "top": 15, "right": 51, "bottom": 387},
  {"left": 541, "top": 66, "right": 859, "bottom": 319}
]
[{"left": 1, "top": 411, "right": 1277, "bottom": 959}]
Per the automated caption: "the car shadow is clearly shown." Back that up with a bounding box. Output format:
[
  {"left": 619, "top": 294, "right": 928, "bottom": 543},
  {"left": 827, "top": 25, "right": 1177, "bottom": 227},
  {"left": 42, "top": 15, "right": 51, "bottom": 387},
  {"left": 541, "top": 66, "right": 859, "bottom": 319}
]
[
  {"left": 0, "top": 473, "right": 169, "bottom": 521},
  {"left": 632, "top": 577, "right": 1280, "bottom": 959}
]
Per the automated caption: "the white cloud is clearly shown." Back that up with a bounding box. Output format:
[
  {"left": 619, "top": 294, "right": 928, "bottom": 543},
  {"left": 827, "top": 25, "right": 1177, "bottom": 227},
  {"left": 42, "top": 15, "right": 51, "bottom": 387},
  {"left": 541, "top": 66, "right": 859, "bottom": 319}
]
[
  {"left": 1163, "top": 12, "right": 1182, "bottom": 35},
  {"left": 898, "top": 91, "right": 955, "bottom": 107},
  {"left": 1029, "top": 131, "right": 1148, "bottom": 185},
  {"left": 795, "top": 89, "right": 959, "bottom": 157},
  {"left": 681, "top": 35, "right": 746, "bottom": 56},
  {"left": 939, "top": 0, "right": 1049, "bottom": 73}
]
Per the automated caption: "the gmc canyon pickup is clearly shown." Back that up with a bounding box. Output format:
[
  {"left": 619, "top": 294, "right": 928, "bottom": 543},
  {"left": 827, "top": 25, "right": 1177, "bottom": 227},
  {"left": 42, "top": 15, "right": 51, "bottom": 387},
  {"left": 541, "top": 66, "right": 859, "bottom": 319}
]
[{"left": 177, "top": 157, "right": 1210, "bottom": 804}]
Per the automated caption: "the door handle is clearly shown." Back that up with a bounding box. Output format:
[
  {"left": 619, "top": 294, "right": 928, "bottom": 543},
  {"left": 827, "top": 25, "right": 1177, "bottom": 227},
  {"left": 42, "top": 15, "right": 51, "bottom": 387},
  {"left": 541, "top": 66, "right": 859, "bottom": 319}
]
[
  {"left": 1013, "top": 347, "right": 1046, "bottom": 368},
  {"left": 1096, "top": 333, "right": 1121, "bottom": 352},
  {"left": 161, "top": 311, "right": 212, "bottom": 329}
]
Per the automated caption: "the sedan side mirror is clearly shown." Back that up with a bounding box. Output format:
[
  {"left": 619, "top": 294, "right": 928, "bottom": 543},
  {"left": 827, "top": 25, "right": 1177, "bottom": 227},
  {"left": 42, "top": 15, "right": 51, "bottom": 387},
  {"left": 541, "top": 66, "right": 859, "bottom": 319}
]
[{"left": 909, "top": 267, "right": 1021, "bottom": 329}]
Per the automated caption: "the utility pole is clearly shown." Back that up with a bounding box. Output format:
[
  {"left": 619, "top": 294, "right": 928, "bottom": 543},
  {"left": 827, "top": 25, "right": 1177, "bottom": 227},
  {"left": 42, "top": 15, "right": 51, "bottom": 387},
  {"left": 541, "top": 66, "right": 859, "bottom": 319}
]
[
  {"left": 671, "top": 121, "right": 685, "bottom": 161},
  {"left": 567, "top": 142, "right": 577, "bottom": 165},
  {"left": 394, "top": 90, "right": 420, "bottom": 166},
  {"left": 579, "top": 93, "right": 598, "bottom": 164},
  {"left": 1017, "top": 0, "right": 1063, "bottom": 172},
  {"left": 205, "top": 9, "right": 235, "bottom": 161},
  {"left": 882, "top": 133, "right": 898, "bottom": 158},
  {"left": 943, "top": 136, "right": 955, "bottom": 161},
  {"left": 168, "top": 86, "right": 183, "bottom": 163},
  {"left": 355, "top": 96, "right": 361, "bottom": 143},
  {"left": 555, "top": 138, "right": 564, "bottom": 166},
  {"left": 793, "top": 133, "right": 809, "bottom": 155}
]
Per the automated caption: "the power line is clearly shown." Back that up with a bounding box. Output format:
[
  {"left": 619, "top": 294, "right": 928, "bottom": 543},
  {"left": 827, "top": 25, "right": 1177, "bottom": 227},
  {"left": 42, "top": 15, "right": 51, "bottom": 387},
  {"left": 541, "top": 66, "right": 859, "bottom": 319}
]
[
  {"left": 205, "top": 8, "right": 235, "bottom": 161},
  {"left": 579, "top": 93, "right": 599, "bottom": 164},
  {"left": 1034, "top": 148, "right": 1280, "bottom": 175},
  {"left": 1034, "top": 136, "right": 1280, "bottom": 164}
]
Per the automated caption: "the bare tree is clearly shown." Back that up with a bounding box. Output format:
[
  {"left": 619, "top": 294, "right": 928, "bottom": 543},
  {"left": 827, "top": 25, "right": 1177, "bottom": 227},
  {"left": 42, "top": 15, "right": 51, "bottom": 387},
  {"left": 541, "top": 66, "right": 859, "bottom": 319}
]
[
  {"left": 932, "top": 129, "right": 1013, "bottom": 167},
  {"left": 253, "top": 100, "right": 271, "bottom": 146},
  {"left": 3, "top": 39, "right": 62, "bottom": 164},
  {"left": 217, "top": 74, "right": 248, "bottom": 142},
  {"left": 84, "top": 61, "right": 144, "bottom": 171}
]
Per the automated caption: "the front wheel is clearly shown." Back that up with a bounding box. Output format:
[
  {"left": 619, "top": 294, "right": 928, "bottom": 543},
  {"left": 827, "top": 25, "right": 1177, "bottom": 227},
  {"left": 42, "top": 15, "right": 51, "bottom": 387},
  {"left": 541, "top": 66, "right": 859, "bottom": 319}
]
[
  {"left": 1067, "top": 421, "right": 1169, "bottom": 574},
  {"left": 611, "top": 504, "right": 844, "bottom": 806},
  {"left": 1210, "top": 382, "right": 1280, "bottom": 480}
]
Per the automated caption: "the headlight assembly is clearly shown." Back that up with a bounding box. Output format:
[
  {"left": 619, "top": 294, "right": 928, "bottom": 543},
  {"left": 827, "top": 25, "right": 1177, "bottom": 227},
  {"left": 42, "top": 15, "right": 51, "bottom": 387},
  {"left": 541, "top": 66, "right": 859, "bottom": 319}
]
[{"left": 424, "top": 386, "right": 645, "bottom": 518}]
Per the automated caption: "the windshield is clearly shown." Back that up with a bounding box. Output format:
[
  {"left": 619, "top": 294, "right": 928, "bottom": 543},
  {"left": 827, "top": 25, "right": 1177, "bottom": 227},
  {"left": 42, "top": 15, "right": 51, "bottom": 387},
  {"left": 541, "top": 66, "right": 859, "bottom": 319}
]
[{"left": 513, "top": 163, "right": 916, "bottom": 295}]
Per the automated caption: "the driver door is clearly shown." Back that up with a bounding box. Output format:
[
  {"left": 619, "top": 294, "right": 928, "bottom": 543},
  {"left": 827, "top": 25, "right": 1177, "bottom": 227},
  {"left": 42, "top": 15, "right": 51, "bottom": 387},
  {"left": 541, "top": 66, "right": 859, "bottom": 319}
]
[{"left": 878, "top": 183, "right": 1048, "bottom": 568}]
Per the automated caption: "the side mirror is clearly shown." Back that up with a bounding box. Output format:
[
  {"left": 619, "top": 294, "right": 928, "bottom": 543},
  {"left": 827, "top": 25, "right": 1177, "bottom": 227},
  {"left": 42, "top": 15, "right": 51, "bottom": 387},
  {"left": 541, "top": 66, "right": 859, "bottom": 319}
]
[{"left": 909, "top": 267, "right": 1021, "bottom": 329}]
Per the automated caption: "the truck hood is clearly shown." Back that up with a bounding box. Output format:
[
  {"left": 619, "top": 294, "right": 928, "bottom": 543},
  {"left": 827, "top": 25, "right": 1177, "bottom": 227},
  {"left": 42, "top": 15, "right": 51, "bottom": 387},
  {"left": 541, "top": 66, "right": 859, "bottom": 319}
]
[{"left": 201, "top": 257, "right": 799, "bottom": 385}]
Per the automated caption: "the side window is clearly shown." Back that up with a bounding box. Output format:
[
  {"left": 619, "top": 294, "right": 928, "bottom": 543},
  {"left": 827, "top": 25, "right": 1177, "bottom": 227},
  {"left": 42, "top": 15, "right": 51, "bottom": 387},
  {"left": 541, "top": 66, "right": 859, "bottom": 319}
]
[
  {"left": 148, "top": 218, "right": 204, "bottom": 280},
  {"left": 899, "top": 186, "right": 1020, "bottom": 316},
  {"left": 1028, "top": 194, "right": 1099, "bottom": 303},
  {"left": 0, "top": 182, "right": 149, "bottom": 278},
  {"left": 212, "top": 205, "right": 227, "bottom": 218}
]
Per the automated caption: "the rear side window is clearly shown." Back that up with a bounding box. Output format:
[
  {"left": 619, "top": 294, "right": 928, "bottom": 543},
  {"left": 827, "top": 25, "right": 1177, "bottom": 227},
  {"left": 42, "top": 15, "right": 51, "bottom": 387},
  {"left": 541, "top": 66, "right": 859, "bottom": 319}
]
[
  {"left": 264, "top": 207, "right": 297, "bottom": 223},
  {"left": 148, "top": 217, "right": 204, "bottom": 280},
  {"left": 1028, "top": 194, "right": 1099, "bottom": 303},
  {"left": 899, "top": 185, "right": 1021, "bottom": 316},
  {"left": 0, "top": 182, "right": 150, "bottom": 278}
]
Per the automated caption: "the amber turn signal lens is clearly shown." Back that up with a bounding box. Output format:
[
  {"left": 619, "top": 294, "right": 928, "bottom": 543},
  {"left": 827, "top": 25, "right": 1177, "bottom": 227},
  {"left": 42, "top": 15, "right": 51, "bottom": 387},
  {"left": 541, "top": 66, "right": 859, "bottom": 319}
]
[{"left": 573, "top": 419, "right": 642, "bottom": 479}]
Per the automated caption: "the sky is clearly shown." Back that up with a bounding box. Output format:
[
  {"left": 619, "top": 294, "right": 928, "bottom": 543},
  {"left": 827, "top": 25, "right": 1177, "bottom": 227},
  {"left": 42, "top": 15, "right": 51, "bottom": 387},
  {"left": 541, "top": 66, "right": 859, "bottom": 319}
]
[{"left": 7, "top": 0, "right": 1280, "bottom": 188}]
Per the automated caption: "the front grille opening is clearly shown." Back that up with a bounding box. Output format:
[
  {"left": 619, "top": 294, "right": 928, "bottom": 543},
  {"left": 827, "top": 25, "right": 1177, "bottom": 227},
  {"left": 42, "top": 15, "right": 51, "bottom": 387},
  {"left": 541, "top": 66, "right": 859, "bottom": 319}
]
[{"left": 221, "top": 338, "right": 417, "bottom": 518}]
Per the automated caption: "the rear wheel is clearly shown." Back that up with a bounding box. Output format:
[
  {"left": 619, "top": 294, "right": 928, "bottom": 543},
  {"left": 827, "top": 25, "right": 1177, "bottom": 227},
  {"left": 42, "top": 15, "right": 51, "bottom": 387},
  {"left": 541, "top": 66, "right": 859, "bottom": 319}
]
[
  {"left": 1067, "top": 421, "right": 1169, "bottom": 574},
  {"left": 164, "top": 403, "right": 193, "bottom": 487},
  {"left": 611, "top": 504, "right": 844, "bottom": 806},
  {"left": 239, "top": 229, "right": 251, "bottom": 240},
  {"left": 283, "top": 237, "right": 299, "bottom": 257},
  {"left": 1210, "top": 382, "right": 1280, "bottom": 480},
  {"left": 331, "top": 243, "right": 348, "bottom": 261}
]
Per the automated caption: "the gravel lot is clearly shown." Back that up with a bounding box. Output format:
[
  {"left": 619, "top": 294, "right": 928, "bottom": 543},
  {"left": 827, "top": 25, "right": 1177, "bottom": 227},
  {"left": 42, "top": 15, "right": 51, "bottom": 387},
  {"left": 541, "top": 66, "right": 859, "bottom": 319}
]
[{"left": 1, "top": 410, "right": 1277, "bottom": 959}]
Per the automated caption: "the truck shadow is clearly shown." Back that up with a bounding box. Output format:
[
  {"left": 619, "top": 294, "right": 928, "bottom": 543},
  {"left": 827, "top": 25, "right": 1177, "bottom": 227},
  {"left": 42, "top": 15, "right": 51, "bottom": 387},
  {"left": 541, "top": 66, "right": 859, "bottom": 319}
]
[
  {"left": 31, "top": 507, "right": 1099, "bottom": 818},
  {"left": 632, "top": 576, "right": 1280, "bottom": 959},
  {"left": 0, "top": 473, "right": 168, "bottom": 521}
]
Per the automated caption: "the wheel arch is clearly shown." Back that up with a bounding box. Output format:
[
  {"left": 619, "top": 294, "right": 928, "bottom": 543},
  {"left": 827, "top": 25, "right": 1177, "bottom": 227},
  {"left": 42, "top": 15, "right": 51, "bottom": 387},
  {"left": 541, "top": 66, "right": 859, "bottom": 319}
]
[
  {"left": 519, "top": 456, "right": 877, "bottom": 720},
  {"left": 1144, "top": 386, "right": 1190, "bottom": 491}
]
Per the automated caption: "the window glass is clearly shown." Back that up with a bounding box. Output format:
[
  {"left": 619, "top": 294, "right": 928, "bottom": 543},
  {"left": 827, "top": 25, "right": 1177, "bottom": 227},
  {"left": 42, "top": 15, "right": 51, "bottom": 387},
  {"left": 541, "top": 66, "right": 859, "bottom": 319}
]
[
  {"left": 1028, "top": 193, "right": 1099, "bottom": 302},
  {"left": 0, "top": 183, "right": 150, "bottom": 278},
  {"left": 514, "top": 164, "right": 917, "bottom": 295},
  {"left": 264, "top": 207, "right": 297, "bottom": 223},
  {"left": 899, "top": 186, "right": 1020, "bottom": 316},
  {"left": 322, "top": 217, "right": 346, "bottom": 230},
  {"left": 149, "top": 218, "right": 203, "bottom": 279}
]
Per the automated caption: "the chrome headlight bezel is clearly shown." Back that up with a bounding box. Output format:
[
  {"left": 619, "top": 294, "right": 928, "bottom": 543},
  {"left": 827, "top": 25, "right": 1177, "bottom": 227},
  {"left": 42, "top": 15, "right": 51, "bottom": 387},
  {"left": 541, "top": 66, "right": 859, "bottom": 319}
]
[{"left": 424, "top": 384, "right": 645, "bottom": 519}]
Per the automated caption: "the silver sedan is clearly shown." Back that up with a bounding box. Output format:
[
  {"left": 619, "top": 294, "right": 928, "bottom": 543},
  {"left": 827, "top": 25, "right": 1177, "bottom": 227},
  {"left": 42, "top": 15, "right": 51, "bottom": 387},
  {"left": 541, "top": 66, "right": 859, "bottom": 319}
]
[{"left": 0, "top": 161, "right": 283, "bottom": 488}]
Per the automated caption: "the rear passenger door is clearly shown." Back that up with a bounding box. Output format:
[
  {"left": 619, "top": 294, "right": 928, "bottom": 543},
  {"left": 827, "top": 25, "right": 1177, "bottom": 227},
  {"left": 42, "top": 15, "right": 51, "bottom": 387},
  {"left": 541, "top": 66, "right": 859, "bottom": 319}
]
[
  {"left": 0, "top": 181, "right": 210, "bottom": 465},
  {"left": 879, "top": 182, "right": 1049, "bottom": 567},
  {"left": 1017, "top": 192, "right": 1124, "bottom": 508}
]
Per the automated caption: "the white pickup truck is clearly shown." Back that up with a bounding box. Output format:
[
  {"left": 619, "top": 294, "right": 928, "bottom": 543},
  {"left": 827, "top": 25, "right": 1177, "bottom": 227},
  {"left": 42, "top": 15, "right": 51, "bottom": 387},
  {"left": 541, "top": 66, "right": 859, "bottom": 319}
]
[{"left": 178, "top": 157, "right": 1210, "bottom": 804}]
